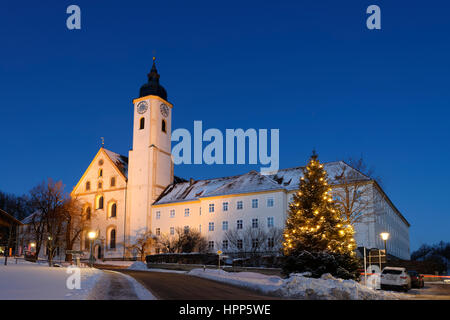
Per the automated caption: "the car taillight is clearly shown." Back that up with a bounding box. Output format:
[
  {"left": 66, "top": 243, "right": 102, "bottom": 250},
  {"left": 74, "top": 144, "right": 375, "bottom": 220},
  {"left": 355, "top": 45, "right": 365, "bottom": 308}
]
[{"left": 400, "top": 276, "right": 407, "bottom": 279}]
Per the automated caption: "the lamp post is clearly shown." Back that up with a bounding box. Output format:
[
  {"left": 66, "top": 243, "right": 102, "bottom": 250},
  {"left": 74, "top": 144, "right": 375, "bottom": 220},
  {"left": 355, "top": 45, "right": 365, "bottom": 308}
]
[
  {"left": 88, "top": 231, "right": 97, "bottom": 268},
  {"left": 48, "top": 236, "right": 53, "bottom": 267},
  {"left": 380, "top": 232, "right": 390, "bottom": 263}
]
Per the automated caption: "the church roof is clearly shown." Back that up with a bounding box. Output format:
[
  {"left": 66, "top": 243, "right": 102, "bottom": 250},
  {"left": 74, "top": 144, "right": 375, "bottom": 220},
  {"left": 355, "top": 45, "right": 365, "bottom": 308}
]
[
  {"left": 153, "top": 161, "right": 369, "bottom": 205},
  {"left": 104, "top": 149, "right": 129, "bottom": 178}
]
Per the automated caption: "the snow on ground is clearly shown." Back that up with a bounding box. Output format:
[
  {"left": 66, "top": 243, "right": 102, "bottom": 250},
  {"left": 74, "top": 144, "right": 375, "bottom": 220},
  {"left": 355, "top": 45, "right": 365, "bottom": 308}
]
[
  {"left": 95, "top": 260, "right": 135, "bottom": 267},
  {"left": 0, "top": 258, "right": 102, "bottom": 300},
  {"left": 188, "top": 268, "right": 405, "bottom": 300},
  {"left": 128, "top": 261, "right": 149, "bottom": 270},
  {"left": 128, "top": 261, "right": 188, "bottom": 273}
]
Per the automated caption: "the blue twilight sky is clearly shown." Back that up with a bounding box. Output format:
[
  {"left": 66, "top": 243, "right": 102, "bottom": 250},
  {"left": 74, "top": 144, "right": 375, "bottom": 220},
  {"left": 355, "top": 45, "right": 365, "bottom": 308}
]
[{"left": 0, "top": 0, "right": 449, "bottom": 250}]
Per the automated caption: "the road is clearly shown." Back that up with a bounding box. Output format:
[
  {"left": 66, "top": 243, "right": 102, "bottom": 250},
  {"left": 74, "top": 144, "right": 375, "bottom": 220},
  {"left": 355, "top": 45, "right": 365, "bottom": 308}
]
[
  {"left": 100, "top": 268, "right": 279, "bottom": 300},
  {"left": 407, "top": 283, "right": 450, "bottom": 300},
  {"left": 95, "top": 265, "right": 450, "bottom": 300}
]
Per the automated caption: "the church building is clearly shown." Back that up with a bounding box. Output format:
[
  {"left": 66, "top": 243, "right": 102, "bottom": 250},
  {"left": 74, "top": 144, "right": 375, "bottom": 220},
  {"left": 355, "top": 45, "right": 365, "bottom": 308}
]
[{"left": 71, "top": 60, "right": 411, "bottom": 261}]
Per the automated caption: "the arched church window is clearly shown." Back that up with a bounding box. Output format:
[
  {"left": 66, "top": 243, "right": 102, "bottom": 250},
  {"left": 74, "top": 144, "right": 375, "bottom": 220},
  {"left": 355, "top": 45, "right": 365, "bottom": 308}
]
[
  {"left": 86, "top": 207, "right": 91, "bottom": 220},
  {"left": 110, "top": 229, "right": 116, "bottom": 249},
  {"left": 98, "top": 182, "right": 102, "bottom": 189},
  {"left": 110, "top": 177, "right": 116, "bottom": 187},
  {"left": 86, "top": 181, "right": 90, "bottom": 191},
  {"left": 162, "top": 119, "right": 166, "bottom": 133},
  {"left": 97, "top": 196, "right": 104, "bottom": 210},
  {"left": 140, "top": 117, "right": 145, "bottom": 130},
  {"left": 99, "top": 169, "right": 103, "bottom": 177},
  {"left": 110, "top": 203, "right": 117, "bottom": 218}
]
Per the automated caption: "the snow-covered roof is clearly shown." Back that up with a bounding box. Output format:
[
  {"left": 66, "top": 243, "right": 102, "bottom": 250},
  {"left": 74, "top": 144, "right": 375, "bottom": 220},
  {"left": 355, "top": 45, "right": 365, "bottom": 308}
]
[
  {"left": 154, "top": 161, "right": 369, "bottom": 205},
  {"left": 268, "top": 161, "right": 370, "bottom": 191},
  {"left": 21, "top": 211, "right": 41, "bottom": 224},
  {"left": 104, "top": 149, "right": 129, "bottom": 178}
]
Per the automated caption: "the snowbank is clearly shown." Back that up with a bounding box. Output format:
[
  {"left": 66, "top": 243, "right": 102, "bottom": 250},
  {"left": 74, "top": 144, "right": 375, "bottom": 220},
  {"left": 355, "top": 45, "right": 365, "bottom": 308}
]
[
  {"left": 128, "top": 261, "right": 149, "bottom": 270},
  {"left": 96, "top": 260, "right": 135, "bottom": 267},
  {"left": 0, "top": 259, "right": 102, "bottom": 300},
  {"left": 188, "top": 268, "right": 403, "bottom": 300}
]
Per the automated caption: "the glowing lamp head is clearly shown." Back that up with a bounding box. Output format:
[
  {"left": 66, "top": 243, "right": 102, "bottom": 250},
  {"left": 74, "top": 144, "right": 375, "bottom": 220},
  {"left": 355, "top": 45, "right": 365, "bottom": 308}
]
[
  {"left": 380, "top": 232, "right": 390, "bottom": 241},
  {"left": 30, "top": 242, "right": 36, "bottom": 248},
  {"left": 88, "top": 231, "right": 97, "bottom": 240}
]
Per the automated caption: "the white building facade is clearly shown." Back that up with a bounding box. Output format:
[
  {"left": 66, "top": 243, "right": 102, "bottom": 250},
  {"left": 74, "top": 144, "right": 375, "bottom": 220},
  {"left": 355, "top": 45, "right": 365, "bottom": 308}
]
[{"left": 67, "top": 61, "right": 410, "bottom": 261}]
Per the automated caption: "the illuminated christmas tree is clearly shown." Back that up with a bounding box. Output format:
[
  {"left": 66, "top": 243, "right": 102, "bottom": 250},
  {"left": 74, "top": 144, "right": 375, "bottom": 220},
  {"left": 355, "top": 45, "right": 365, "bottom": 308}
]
[{"left": 282, "top": 151, "right": 359, "bottom": 278}]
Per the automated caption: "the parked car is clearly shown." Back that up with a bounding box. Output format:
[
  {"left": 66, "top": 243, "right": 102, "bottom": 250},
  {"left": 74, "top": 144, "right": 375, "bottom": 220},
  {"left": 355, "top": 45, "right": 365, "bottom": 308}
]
[
  {"left": 380, "top": 267, "right": 411, "bottom": 292},
  {"left": 407, "top": 270, "right": 424, "bottom": 288}
]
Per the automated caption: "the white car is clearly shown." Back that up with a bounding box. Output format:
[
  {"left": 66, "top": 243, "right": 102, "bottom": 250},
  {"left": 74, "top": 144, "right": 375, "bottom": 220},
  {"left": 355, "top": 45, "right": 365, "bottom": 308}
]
[{"left": 380, "top": 267, "right": 411, "bottom": 292}]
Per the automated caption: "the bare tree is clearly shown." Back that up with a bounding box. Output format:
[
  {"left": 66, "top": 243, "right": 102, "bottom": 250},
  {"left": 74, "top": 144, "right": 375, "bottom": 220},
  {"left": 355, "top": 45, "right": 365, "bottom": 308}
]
[
  {"left": 223, "top": 227, "right": 283, "bottom": 255},
  {"left": 157, "top": 233, "right": 179, "bottom": 253},
  {"left": 333, "top": 157, "right": 380, "bottom": 225},
  {"left": 27, "top": 179, "right": 72, "bottom": 266},
  {"left": 260, "top": 227, "right": 283, "bottom": 253},
  {"left": 63, "top": 197, "right": 89, "bottom": 262},
  {"left": 223, "top": 228, "right": 245, "bottom": 255},
  {"left": 242, "top": 226, "right": 268, "bottom": 255},
  {"left": 175, "top": 227, "right": 208, "bottom": 253},
  {"left": 126, "top": 230, "right": 156, "bottom": 261}
]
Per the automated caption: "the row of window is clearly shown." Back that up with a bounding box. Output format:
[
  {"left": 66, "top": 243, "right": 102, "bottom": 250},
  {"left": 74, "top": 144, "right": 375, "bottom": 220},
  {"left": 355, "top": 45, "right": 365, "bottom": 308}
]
[
  {"left": 155, "top": 198, "right": 275, "bottom": 219},
  {"left": 139, "top": 117, "right": 167, "bottom": 133},
  {"left": 209, "top": 198, "right": 274, "bottom": 212},
  {"left": 85, "top": 176, "right": 116, "bottom": 191},
  {"left": 155, "top": 217, "right": 275, "bottom": 236},
  {"left": 84, "top": 198, "right": 117, "bottom": 220},
  {"left": 209, "top": 217, "right": 274, "bottom": 231},
  {"left": 208, "top": 238, "right": 276, "bottom": 250}
]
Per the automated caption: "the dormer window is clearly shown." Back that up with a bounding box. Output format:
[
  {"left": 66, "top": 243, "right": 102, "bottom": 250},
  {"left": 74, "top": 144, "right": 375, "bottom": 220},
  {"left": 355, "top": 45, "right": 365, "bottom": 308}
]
[{"left": 140, "top": 117, "right": 145, "bottom": 130}]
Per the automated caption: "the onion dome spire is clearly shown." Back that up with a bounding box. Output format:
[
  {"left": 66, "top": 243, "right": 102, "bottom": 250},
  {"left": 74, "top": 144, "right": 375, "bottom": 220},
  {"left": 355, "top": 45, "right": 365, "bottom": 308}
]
[{"left": 139, "top": 57, "right": 168, "bottom": 100}]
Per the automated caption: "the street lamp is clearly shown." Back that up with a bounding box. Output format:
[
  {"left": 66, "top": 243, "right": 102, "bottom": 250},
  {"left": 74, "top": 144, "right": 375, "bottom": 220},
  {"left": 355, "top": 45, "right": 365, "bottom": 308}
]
[
  {"left": 48, "top": 236, "right": 53, "bottom": 267},
  {"left": 380, "top": 232, "right": 390, "bottom": 262},
  {"left": 88, "top": 231, "right": 97, "bottom": 268}
]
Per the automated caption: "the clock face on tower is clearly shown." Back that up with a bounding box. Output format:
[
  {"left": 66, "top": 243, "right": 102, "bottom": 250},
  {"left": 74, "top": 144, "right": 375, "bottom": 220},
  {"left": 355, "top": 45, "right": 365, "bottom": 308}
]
[
  {"left": 137, "top": 101, "right": 148, "bottom": 114},
  {"left": 160, "top": 103, "right": 169, "bottom": 117}
]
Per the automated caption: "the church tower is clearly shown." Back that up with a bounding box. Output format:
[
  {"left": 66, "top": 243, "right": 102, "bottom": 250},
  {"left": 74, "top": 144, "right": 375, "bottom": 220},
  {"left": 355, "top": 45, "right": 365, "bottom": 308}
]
[{"left": 126, "top": 58, "right": 173, "bottom": 241}]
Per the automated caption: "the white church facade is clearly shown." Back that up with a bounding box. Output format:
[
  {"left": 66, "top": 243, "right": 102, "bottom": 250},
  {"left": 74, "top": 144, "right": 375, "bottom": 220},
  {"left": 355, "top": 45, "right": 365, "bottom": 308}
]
[{"left": 70, "top": 60, "right": 411, "bottom": 261}]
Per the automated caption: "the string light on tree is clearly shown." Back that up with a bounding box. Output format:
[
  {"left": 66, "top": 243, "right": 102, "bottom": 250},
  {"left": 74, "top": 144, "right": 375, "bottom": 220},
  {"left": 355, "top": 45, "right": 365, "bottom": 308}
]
[{"left": 283, "top": 151, "right": 357, "bottom": 256}]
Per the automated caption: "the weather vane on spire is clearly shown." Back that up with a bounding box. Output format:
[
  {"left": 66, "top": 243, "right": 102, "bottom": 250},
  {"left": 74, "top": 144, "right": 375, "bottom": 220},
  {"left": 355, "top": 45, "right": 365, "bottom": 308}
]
[{"left": 101, "top": 137, "right": 104, "bottom": 148}]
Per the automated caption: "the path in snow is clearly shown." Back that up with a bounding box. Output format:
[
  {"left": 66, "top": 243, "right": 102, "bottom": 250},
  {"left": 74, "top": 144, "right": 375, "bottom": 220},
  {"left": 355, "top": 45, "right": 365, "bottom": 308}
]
[
  {"left": 88, "top": 270, "right": 138, "bottom": 299},
  {"left": 87, "top": 270, "right": 156, "bottom": 300}
]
